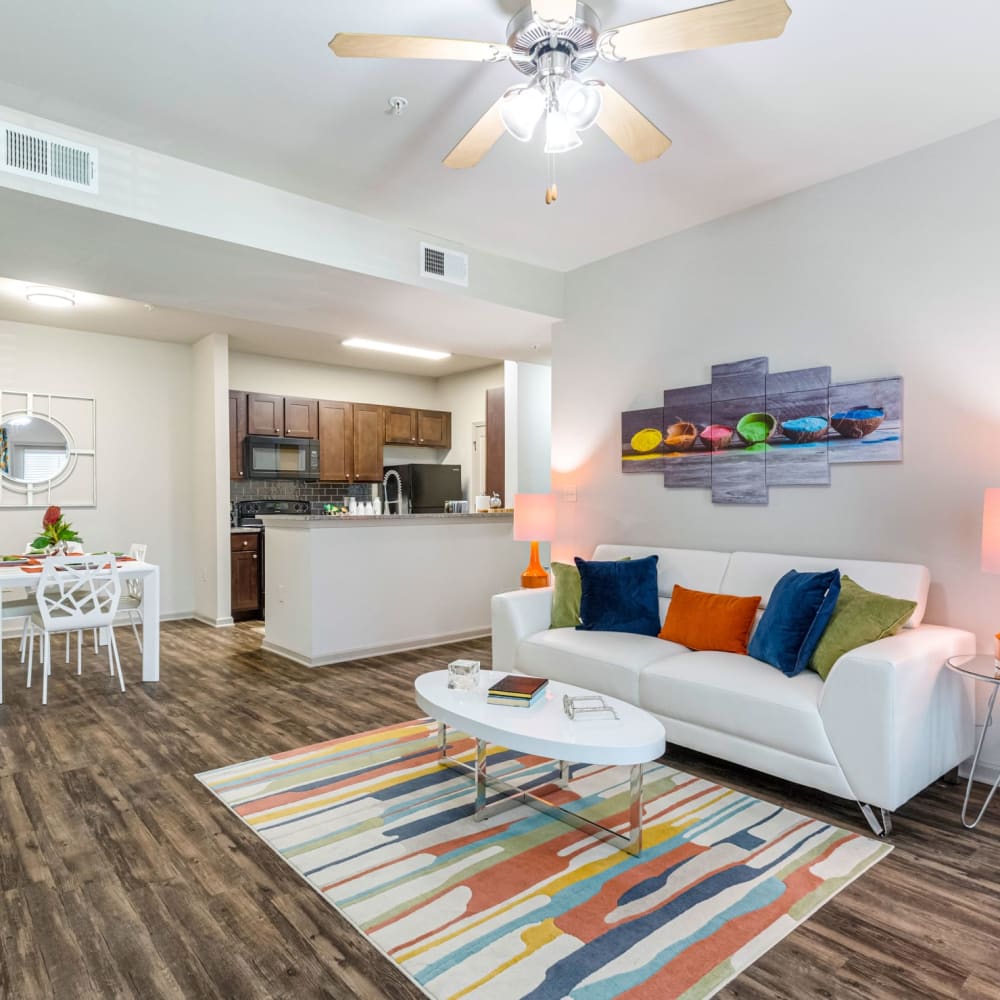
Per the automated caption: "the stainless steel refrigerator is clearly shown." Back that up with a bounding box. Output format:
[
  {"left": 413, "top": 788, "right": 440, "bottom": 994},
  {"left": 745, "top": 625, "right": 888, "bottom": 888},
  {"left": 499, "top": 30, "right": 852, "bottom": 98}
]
[{"left": 383, "top": 464, "right": 462, "bottom": 514}]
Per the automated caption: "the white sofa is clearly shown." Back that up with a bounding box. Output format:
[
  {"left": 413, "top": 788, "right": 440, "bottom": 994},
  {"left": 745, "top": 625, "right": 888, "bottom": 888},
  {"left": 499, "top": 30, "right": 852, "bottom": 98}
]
[{"left": 491, "top": 544, "right": 976, "bottom": 835}]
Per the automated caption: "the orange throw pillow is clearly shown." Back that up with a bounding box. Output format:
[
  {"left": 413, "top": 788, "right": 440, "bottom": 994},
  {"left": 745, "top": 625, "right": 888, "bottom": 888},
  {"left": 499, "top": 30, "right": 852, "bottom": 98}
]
[{"left": 659, "top": 584, "right": 762, "bottom": 654}]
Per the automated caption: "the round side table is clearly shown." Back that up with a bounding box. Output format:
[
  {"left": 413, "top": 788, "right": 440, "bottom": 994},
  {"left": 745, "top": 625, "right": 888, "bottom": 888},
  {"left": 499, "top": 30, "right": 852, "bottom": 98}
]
[{"left": 946, "top": 654, "right": 1000, "bottom": 829}]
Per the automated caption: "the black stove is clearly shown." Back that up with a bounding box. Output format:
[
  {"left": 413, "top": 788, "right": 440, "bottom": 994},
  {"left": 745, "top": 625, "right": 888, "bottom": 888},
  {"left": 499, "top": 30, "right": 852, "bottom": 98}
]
[{"left": 235, "top": 499, "right": 310, "bottom": 527}]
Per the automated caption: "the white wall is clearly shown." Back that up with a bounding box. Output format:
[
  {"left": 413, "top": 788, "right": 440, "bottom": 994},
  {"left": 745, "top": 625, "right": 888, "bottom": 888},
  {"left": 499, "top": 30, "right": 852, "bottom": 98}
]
[
  {"left": 0, "top": 320, "right": 196, "bottom": 616},
  {"left": 554, "top": 118, "right": 1000, "bottom": 763},
  {"left": 504, "top": 360, "right": 553, "bottom": 503}
]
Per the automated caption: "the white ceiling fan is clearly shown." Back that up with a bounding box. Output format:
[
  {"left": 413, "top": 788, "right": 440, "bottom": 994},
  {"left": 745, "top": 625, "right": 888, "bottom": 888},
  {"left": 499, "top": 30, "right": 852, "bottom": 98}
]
[{"left": 331, "top": 0, "right": 792, "bottom": 202}]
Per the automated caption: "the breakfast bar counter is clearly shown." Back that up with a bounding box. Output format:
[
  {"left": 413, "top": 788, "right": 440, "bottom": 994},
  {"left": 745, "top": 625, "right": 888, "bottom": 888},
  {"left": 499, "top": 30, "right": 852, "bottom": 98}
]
[{"left": 260, "top": 513, "right": 523, "bottom": 667}]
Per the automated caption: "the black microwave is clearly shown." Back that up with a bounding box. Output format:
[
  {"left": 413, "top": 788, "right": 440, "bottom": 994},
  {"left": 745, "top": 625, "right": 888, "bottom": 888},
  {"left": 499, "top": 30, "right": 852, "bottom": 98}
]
[{"left": 246, "top": 436, "right": 320, "bottom": 481}]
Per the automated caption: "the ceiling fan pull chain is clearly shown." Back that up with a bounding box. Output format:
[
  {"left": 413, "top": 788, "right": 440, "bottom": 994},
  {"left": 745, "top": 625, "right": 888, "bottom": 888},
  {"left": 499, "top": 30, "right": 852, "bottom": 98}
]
[{"left": 545, "top": 153, "right": 558, "bottom": 205}]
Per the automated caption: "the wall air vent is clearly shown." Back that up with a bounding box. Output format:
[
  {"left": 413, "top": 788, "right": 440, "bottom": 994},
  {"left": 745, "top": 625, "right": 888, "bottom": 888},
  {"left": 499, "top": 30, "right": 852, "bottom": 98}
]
[
  {"left": 420, "top": 242, "right": 469, "bottom": 287},
  {"left": 1, "top": 122, "right": 98, "bottom": 192}
]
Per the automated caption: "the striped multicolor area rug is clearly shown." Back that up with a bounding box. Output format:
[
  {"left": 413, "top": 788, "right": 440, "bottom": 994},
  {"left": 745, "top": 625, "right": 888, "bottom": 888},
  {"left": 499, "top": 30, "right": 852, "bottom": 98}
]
[{"left": 198, "top": 719, "right": 890, "bottom": 1000}]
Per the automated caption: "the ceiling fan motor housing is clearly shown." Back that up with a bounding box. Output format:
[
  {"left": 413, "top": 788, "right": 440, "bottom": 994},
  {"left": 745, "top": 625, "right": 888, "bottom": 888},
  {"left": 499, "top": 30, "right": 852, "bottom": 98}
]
[{"left": 507, "top": 1, "right": 602, "bottom": 76}]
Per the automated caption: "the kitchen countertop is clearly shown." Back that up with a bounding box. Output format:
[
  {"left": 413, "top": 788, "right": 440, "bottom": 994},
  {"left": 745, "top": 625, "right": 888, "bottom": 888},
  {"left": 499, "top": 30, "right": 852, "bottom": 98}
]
[
  {"left": 231, "top": 526, "right": 263, "bottom": 534},
  {"left": 260, "top": 512, "right": 513, "bottom": 528}
]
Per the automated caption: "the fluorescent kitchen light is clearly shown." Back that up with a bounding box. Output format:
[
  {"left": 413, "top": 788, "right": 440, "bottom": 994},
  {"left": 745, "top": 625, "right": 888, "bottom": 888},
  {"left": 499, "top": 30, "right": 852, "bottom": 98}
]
[
  {"left": 342, "top": 338, "right": 450, "bottom": 361},
  {"left": 25, "top": 286, "right": 75, "bottom": 308}
]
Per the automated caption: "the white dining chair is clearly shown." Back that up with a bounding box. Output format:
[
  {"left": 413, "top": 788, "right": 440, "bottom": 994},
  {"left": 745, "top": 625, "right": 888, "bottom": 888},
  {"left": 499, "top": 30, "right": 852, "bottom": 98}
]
[
  {"left": 27, "top": 554, "right": 124, "bottom": 705},
  {"left": 115, "top": 542, "right": 147, "bottom": 652}
]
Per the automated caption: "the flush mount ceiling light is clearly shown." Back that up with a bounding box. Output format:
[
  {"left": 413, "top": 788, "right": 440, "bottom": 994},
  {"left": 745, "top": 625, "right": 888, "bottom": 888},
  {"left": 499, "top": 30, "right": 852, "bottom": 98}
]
[
  {"left": 342, "top": 338, "right": 451, "bottom": 361},
  {"left": 25, "top": 285, "right": 76, "bottom": 308},
  {"left": 330, "top": 0, "right": 792, "bottom": 203}
]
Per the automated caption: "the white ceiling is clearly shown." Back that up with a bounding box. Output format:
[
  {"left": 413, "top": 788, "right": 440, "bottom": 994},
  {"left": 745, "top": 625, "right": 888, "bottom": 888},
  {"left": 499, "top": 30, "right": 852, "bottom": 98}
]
[{"left": 1, "top": 2, "right": 999, "bottom": 272}]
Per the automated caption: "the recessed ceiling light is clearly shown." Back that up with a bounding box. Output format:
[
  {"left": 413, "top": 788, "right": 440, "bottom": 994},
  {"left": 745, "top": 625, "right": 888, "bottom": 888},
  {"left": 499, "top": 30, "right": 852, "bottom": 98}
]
[
  {"left": 342, "top": 338, "right": 450, "bottom": 361},
  {"left": 25, "top": 286, "right": 75, "bottom": 308}
]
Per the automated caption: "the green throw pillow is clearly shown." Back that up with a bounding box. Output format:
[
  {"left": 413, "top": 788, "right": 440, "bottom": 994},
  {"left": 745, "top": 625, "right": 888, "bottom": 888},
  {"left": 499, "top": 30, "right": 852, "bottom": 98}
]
[
  {"left": 809, "top": 575, "right": 917, "bottom": 680},
  {"left": 550, "top": 561, "right": 583, "bottom": 629}
]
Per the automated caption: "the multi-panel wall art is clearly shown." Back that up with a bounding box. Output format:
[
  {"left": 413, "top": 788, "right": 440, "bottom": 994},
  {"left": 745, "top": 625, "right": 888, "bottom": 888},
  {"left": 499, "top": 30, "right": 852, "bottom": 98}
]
[{"left": 622, "top": 357, "right": 902, "bottom": 505}]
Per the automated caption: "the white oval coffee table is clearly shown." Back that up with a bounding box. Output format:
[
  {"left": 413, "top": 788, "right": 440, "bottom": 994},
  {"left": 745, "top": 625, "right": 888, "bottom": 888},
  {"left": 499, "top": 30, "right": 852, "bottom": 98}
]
[{"left": 415, "top": 670, "right": 666, "bottom": 855}]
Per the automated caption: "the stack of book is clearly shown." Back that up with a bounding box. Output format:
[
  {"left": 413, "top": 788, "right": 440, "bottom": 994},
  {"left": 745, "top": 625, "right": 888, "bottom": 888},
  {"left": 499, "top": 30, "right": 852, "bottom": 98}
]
[{"left": 487, "top": 675, "right": 548, "bottom": 709}]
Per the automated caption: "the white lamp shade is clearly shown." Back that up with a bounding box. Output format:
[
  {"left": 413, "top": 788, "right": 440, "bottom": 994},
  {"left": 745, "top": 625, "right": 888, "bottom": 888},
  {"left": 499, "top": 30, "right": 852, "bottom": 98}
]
[
  {"left": 983, "top": 489, "right": 1000, "bottom": 572},
  {"left": 560, "top": 79, "right": 602, "bottom": 131},
  {"left": 544, "top": 110, "right": 582, "bottom": 154},
  {"left": 500, "top": 84, "right": 546, "bottom": 142},
  {"left": 513, "top": 493, "right": 556, "bottom": 542}
]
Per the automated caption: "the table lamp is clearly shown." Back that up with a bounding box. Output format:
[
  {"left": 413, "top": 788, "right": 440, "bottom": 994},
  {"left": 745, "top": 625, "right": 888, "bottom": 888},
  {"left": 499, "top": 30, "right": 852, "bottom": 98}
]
[
  {"left": 983, "top": 489, "right": 1000, "bottom": 658},
  {"left": 513, "top": 493, "right": 556, "bottom": 589}
]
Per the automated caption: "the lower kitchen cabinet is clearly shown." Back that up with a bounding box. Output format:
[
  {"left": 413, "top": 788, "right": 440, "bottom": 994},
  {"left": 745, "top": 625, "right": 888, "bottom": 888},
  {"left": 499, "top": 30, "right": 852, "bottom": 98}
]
[{"left": 231, "top": 531, "right": 262, "bottom": 619}]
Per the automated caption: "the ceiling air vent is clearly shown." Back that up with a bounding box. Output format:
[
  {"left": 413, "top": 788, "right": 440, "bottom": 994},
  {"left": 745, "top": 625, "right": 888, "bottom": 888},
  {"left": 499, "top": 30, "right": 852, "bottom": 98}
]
[
  {"left": 421, "top": 242, "right": 469, "bottom": 287},
  {"left": 1, "top": 121, "right": 98, "bottom": 193}
]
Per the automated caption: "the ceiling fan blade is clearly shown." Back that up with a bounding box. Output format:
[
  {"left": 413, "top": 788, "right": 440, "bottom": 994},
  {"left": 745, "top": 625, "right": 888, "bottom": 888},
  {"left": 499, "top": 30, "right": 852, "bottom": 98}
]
[
  {"left": 531, "top": 0, "right": 577, "bottom": 25},
  {"left": 330, "top": 33, "right": 510, "bottom": 63},
  {"left": 598, "top": 0, "right": 791, "bottom": 62},
  {"left": 443, "top": 99, "right": 507, "bottom": 169},
  {"left": 595, "top": 84, "right": 672, "bottom": 163}
]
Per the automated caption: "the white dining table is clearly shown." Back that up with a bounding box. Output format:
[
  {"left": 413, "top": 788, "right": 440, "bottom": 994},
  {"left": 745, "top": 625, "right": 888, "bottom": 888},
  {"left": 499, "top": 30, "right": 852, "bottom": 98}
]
[{"left": 0, "top": 559, "right": 161, "bottom": 689}]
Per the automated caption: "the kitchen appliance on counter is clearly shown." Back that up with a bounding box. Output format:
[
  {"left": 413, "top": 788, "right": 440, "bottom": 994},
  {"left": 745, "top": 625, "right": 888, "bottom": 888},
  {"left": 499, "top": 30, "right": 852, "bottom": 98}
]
[
  {"left": 235, "top": 499, "right": 311, "bottom": 527},
  {"left": 383, "top": 464, "right": 462, "bottom": 514},
  {"left": 246, "top": 436, "right": 320, "bottom": 481}
]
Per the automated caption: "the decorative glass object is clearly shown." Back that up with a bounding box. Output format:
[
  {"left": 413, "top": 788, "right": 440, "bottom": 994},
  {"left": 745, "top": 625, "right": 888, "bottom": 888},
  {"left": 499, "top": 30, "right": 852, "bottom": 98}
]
[
  {"left": 563, "top": 693, "right": 619, "bottom": 721},
  {"left": 447, "top": 659, "right": 480, "bottom": 691}
]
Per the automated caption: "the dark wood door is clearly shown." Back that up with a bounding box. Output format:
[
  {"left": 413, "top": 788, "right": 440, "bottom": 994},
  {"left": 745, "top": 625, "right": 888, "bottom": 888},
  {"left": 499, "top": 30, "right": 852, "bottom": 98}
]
[
  {"left": 485, "top": 386, "right": 505, "bottom": 500},
  {"left": 353, "top": 404, "right": 385, "bottom": 482},
  {"left": 384, "top": 406, "right": 417, "bottom": 444},
  {"left": 231, "top": 533, "right": 261, "bottom": 616},
  {"left": 416, "top": 409, "right": 451, "bottom": 448},
  {"left": 319, "top": 400, "right": 354, "bottom": 482},
  {"left": 229, "top": 390, "right": 247, "bottom": 479},
  {"left": 284, "top": 397, "right": 318, "bottom": 439},
  {"left": 247, "top": 393, "right": 284, "bottom": 436}
]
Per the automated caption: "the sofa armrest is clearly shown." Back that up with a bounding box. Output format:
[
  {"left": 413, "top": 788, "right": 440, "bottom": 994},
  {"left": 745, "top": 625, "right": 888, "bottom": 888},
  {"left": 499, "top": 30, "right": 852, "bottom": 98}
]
[
  {"left": 491, "top": 588, "right": 553, "bottom": 673},
  {"left": 819, "top": 624, "right": 975, "bottom": 811}
]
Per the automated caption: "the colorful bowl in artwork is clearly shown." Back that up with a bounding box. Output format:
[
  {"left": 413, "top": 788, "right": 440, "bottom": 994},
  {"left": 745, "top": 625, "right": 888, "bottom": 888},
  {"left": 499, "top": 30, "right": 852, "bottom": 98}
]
[
  {"left": 629, "top": 428, "right": 664, "bottom": 454},
  {"left": 735, "top": 412, "right": 777, "bottom": 446},
  {"left": 699, "top": 424, "right": 734, "bottom": 451},
  {"left": 664, "top": 421, "right": 698, "bottom": 452},
  {"left": 831, "top": 407, "right": 885, "bottom": 439},
  {"left": 780, "top": 416, "right": 829, "bottom": 444}
]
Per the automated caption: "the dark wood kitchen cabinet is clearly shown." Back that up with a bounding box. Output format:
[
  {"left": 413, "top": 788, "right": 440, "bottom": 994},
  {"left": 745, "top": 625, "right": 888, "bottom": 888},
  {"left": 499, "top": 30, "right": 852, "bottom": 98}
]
[
  {"left": 229, "top": 390, "right": 247, "bottom": 480},
  {"left": 231, "top": 531, "right": 262, "bottom": 619},
  {"left": 485, "top": 386, "right": 505, "bottom": 500},
  {"left": 383, "top": 407, "right": 452, "bottom": 448},
  {"left": 284, "top": 396, "right": 319, "bottom": 439},
  {"left": 319, "top": 400, "right": 385, "bottom": 482},
  {"left": 247, "top": 392, "right": 284, "bottom": 436},
  {"left": 416, "top": 409, "right": 451, "bottom": 449}
]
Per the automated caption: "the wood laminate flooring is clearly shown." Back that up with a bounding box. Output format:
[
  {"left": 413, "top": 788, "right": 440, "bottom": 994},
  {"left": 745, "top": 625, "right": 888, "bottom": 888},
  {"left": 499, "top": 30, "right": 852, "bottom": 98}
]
[{"left": 0, "top": 620, "right": 997, "bottom": 999}]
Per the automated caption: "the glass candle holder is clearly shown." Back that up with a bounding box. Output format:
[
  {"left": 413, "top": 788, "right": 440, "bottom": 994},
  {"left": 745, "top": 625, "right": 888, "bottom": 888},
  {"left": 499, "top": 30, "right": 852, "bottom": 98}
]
[{"left": 447, "top": 659, "right": 480, "bottom": 691}]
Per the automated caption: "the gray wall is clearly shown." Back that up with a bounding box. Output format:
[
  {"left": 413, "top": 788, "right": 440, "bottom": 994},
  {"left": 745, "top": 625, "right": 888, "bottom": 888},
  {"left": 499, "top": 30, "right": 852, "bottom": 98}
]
[{"left": 553, "top": 118, "right": 1000, "bottom": 645}]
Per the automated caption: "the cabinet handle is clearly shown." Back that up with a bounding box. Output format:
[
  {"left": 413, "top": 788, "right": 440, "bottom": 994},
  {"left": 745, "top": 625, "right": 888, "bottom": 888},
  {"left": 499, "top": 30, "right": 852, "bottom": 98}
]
[
  {"left": 253, "top": 554, "right": 257, "bottom": 560},
  {"left": 243, "top": 540, "right": 248, "bottom": 547}
]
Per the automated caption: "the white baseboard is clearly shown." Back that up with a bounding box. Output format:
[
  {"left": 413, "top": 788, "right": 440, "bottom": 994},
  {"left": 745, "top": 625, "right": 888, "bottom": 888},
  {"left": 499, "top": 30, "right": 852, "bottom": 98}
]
[
  {"left": 193, "top": 614, "right": 234, "bottom": 629},
  {"left": 2, "top": 609, "right": 197, "bottom": 638},
  {"left": 960, "top": 758, "right": 1000, "bottom": 785},
  {"left": 261, "top": 627, "right": 491, "bottom": 668}
]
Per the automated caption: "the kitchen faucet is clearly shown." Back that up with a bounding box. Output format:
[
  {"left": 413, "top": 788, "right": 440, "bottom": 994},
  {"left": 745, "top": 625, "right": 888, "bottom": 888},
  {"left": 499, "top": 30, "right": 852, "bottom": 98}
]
[{"left": 382, "top": 469, "right": 403, "bottom": 515}]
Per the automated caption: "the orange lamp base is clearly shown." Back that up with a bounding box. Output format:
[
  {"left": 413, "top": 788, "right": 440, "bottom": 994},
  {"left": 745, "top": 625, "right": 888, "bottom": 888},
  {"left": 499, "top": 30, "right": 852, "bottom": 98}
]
[{"left": 521, "top": 540, "right": 549, "bottom": 589}]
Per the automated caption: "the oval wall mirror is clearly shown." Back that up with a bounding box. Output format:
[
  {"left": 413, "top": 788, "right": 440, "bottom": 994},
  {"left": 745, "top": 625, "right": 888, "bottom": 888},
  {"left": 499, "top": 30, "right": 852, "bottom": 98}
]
[{"left": 0, "top": 414, "right": 71, "bottom": 485}]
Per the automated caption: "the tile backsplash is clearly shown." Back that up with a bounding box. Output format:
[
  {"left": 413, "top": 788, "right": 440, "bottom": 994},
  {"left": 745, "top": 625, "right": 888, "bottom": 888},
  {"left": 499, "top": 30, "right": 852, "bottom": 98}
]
[{"left": 231, "top": 479, "right": 375, "bottom": 513}]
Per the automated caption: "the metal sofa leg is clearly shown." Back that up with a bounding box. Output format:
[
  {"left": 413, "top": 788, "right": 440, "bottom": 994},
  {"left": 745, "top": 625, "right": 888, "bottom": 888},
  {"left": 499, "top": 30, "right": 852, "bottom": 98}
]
[{"left": 858, "top": 802, "right": 893, "bottom": 838}]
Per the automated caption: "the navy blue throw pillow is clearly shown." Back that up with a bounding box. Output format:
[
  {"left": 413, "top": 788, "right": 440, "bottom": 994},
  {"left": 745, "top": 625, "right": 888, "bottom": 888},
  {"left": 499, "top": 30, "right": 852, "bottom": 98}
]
[
  {"left": 575, "top": 555, "right": 661, "bottom": 637},
  {"left": 748, "top": 569, "right": 841, "bottom": 677}
]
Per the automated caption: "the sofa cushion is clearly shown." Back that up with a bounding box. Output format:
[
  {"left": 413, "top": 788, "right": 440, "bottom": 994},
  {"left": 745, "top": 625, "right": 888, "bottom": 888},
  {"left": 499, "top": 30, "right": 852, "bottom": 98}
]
[
  {"left": 517, "top": 628, "right": 689, "bottom": 704},
  {"left": 659, "top": 585, "right": 761, "bottom": 654},
  {"left": 748, "top": 569, "right": 841, "bottom": 676},
  {"left": 576, "top": 555, "right": 661, "bottom": 636},
  {"left": 638, "top": 651, "right": 838, "bottom": 764}
]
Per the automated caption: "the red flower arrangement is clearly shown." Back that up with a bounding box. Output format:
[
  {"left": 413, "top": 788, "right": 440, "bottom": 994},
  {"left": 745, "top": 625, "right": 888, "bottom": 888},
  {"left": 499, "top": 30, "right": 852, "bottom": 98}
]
[{"left": 33, "top": 505, "right": 82, "bottom": 552}]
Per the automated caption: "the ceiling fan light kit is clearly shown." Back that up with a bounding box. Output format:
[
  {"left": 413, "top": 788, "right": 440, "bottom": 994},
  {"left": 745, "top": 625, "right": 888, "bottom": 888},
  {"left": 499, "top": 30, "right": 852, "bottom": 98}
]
[{"left": 329, "top": 0, "right": 792, "bottom": 203}]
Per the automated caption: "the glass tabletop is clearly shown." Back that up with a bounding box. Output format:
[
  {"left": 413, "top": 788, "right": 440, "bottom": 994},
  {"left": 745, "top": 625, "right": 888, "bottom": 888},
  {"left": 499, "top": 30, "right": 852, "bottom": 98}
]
[{"left": 946, "top": 654, "right": 1000, "bottom": 684}]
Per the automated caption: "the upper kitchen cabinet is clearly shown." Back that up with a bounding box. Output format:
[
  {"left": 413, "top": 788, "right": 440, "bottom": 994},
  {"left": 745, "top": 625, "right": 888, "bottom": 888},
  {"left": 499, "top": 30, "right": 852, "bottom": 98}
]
[
  {"left": 353, "top": 404, "right": 385, "bottom": 482},
  {"left": 384, "top": 407, "right": 452, "bottom": 448},
  {"left": 319, "top": 400, "right": 353, "bottom": 482},
  {"left": 384, "top": 406, "right": 418, "bottom": 445},
  {"left": 284, "top": 396, "right": 319, "bottom": 439},
  {"left": 229, "top": 390, "right": 248, "bottom": 480},
  {"left": 416, "top": 409, "right": 451, "bottom": 449},
  {"left": 247, "top": 392, "right": 284, "bottom": 436}
]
